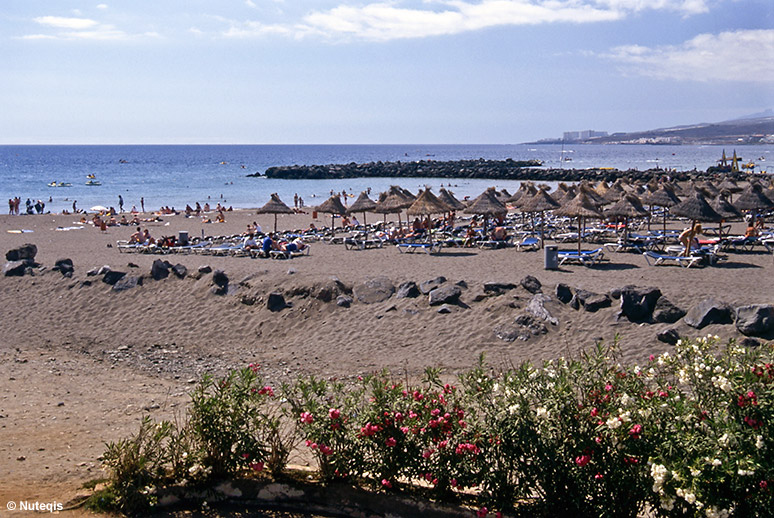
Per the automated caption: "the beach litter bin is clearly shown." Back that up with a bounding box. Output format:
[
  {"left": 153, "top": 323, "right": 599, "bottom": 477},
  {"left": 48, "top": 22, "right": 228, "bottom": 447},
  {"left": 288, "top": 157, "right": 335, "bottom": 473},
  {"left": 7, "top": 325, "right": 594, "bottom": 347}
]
[
  {"left": 544, "top": 245, "right": 558, "bottom": 270},
  {"left": 178, "top": 230, "right": 189, "bottom": 246}
]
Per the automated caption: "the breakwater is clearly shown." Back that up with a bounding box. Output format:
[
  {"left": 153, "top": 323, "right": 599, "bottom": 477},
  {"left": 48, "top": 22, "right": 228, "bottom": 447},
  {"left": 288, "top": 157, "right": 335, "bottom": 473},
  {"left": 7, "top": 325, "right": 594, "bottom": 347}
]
[{"left": 259, "top": 159, "right": 745, "bottom": 182}]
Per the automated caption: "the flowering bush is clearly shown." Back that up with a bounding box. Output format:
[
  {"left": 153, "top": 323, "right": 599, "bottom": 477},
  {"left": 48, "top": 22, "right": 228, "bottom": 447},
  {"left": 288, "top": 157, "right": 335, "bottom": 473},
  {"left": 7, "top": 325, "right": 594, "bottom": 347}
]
[{"left": 100, "top": 338, "right": 772, "bottom": 517}]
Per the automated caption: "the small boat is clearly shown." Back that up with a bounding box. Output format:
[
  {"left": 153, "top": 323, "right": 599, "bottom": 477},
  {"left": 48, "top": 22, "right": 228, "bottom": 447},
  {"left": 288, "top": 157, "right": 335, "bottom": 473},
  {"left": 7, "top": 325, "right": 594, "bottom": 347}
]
[
  {"left": 48, "top": 181, "right": 72, "bottom": 187},
  {"left": 85, "top": 180, "right": 102, "bottom": 186}
]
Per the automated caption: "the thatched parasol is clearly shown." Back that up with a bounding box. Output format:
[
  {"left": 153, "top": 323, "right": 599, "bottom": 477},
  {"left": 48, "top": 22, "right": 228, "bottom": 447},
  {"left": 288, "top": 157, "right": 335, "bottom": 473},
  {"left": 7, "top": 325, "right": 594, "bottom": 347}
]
[
  {"left": 374, "top": 186, "right": 413, "bottom": 227},
  {"left": 438, "top": 188, "right": 466, "bottom": 211},
  {"left": 642, "top": 184, "right": 682, "bottom": 235},
  {"left": 711, "top": 195, "right": 743, "bottom": 236},
  {"left": 578, "top": 181, "right": 606, "bottom": 207},
  {"left": 602, "top": 179, "right": 627, "bottom": 204},
  {"left": 506, "top": 182, "right": 532, "bottom": 205},
  {"left": 519, "top": 187, "right": 560, "bottom": 248},
  {"left": 407, "top": 188, "right": 452, "bottom": 216},
  {"left": 717, "top": 177, "right": 742, "bottom": 194},
  {"left": 256, "top": 193, "right": 294, "bottom": 233},
  {"left": 315, "top": 195, "right": 348, "bottom": 234},
  {"left": 347, "top": 191, "right": 377, "bottom": 225},
  {"left": 595, "top": 181, "right": 610, "bottom": 197},
  {"left": 734, "top": 182, "right": 774, "bottom": 213},
  {"left": 671, "top": 193, "right": 724, "bottom": 240},
  {"left": 510, "top": 183, "right": 538, "bottom": 208},
  {"left": 553, "top": 191, "right": 604, "bottom": 255},
  {"left": 464, "top": 187, "right": 507, "bottom": 235},
  {"left": 603, "top": 193, "right": 649, "bottom": 242}
]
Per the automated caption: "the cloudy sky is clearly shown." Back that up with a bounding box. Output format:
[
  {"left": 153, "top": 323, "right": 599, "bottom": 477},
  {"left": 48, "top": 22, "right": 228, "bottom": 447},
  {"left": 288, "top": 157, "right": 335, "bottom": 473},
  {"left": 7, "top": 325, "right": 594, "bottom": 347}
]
[{"left": 1, "top": 0, "right": 772, "bottom": 144}]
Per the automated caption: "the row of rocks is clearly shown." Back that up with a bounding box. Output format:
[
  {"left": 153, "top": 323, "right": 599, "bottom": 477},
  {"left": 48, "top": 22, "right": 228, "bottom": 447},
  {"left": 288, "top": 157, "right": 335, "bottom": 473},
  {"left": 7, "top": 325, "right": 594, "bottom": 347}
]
[
  {"left": 259, "top": 159, "right": 744, "bottom": 183},
  {"left": 554, "top": 283, "right": 774, "bottom": 339}
]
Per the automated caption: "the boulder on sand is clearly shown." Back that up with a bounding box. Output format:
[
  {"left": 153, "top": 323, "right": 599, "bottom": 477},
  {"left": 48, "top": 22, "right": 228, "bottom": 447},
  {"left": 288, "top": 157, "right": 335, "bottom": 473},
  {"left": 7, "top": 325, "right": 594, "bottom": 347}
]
[
  {"left": 428, "top": 285, "right": 462, "bottom": 306},
  {"left": 354, "top": 276, "right": 395, "bottom": 304},
  {"left": 6, "top": 244, "right": 37, "bottom": 262},
  {"left": 735, "top": 304, "right": 774, "bottom": 337},
  {"left": 684, "top": 298, "right": 733, "bottom": 329}
]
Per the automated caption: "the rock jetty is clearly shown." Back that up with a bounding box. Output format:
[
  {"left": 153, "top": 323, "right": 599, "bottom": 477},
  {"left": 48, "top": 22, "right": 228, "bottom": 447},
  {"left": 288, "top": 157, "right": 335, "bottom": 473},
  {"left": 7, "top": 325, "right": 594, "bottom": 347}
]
[{"left": 256, "top": 159, "right": 746, "bottom": 182}]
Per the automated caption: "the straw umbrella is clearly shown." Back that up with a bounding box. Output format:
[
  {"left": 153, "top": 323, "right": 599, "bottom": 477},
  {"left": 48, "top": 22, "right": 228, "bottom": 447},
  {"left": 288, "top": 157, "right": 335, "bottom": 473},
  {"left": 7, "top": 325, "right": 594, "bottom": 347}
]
[
  {"left": 670, "top": 193, "right": 724, "bottom": 240},
  {"left": 315, "top": 195, "right": 348, "bottom": 235},
  {"left": 438, "top": 188, "right": 466, "bottom": 211},
  {"left": 505, "top": 182, "right": 532, "bottom": 207},
  {"left": 374, "top": 187, "right": 413, "bottom": 228},
  {"left": 519, "top": 187, "right": 560, "bottom": 248},
  {"left": 578, "top": 181, "right": 607, "bottom": 207},
  {"left": 553, "top": 191, "right": 604, "bottom": 255},
  {"left": 602, "top": 179, "right": 627, "bottom": 204},
  {"left": 256, "top": 193, "right": 294, "bottom": 233},
  {"left": 407, "top": 188, "right": 452, "bottom": 235},
  {"left": 603, "top": 193, "right": 649, "bottom": 242},
  {"left": 711, "top": 193, "right": 743, "bottom": 237},
  {"left": 642, "top": 184, "right": 682, "bottom": 235},
  {"left": 347, "top": 191, "right": 377, "bottom": 225},
  {"left": 464, "top": 187, "right": 507, "bottom": 236},
  {"left": 734, "top": 182, "right": 774, "bottom": 213}
]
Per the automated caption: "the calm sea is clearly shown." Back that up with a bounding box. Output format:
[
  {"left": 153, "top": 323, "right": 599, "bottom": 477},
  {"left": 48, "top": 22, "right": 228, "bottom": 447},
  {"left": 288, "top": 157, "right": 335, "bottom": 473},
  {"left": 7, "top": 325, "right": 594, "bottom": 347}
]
[{"left": 1, "top": 144, "right": 771, "bottom": 214}]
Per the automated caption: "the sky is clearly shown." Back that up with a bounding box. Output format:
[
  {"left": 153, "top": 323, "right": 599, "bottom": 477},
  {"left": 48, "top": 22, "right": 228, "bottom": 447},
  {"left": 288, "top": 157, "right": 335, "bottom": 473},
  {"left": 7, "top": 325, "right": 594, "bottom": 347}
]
[{"left": 1, "top": 0, "right": 772, "bottom": 144}]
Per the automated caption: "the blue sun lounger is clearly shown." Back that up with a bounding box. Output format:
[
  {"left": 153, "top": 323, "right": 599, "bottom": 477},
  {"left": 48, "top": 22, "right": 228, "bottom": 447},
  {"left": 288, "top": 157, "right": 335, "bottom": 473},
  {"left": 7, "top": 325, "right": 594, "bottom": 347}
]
[
  {"left": 557, "top": 247, "right": 605, "bottom": 266},
  {"left": 642, "top": 251, "right": 702, "bottom": 268},
  {"left": 396, "top": 242, "right": 442, "bottom": 254}
]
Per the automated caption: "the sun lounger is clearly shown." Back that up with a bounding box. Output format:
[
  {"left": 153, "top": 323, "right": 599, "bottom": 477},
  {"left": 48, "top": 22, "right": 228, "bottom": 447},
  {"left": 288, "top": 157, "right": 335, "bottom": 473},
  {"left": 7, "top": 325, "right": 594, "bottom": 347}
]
[
  {"left": 557, "top": 248, "right": 605, "bottom": 266},
  {"left": 268, "top": 245, "right": 311, "bottom": 259},
  {"left": 515, "top": 236, "right": 540, "bottom": 251},
  {"left": 344, "top": 237, "right": 385, "bottom": 250},
  {"left": 642, "top": 251, "right": 702, "bottom": 268},
  {"left": 396, "top": 242, "right": 442, "bottom": 254}
]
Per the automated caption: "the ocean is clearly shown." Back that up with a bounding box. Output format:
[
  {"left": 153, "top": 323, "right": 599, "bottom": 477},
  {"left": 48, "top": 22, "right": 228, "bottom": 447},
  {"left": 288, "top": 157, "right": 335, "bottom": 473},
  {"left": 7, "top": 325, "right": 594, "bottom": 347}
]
[{"left": 1, "top": 144, "right": 771, "bottom": 214}]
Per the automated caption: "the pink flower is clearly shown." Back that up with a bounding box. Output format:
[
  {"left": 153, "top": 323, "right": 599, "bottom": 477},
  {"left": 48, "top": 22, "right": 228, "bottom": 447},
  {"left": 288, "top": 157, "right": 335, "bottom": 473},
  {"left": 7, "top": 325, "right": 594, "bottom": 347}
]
[
  {"left": 400, "top": 426, "right": 409, "bottom": 434},
  {"left": 250, "top": 462, "right": 264, "bottom": 472},
  {"left": 760, "top": 480, "right": 768, "bottom": 489},
  {"left": 575, "top": 455, "right": 591, "bottom": 467},
  {"left": 241, "top": 453, "right": 250, "bottom": 459},
  {"left": 477, "top": 506, "right": 488, "bottom": 517},
  {"left": 394, "top": 412, "right": 404, "bottom": 421},
  {"left": 320, "top": 445, "right": 334, "bottom": 456},
  {"left": 385, "top": 437, "right": 397, "bottom": 447},
  {"left": 605, "top": 384, "right": 613, "bottom": 392},
  {"left": 629, "top": 424, "right": 642, "bottom": 439},
  {"left": 649, "top": 354, "right": 655, "bottom": 362},
  {"left": 422, "top": 448, "right": 434, "bottom": 459},
  {"left": 329, "top": 408, "right": 341, "bottom": 420},
  {"left": 595, "top": 473, "right": 604, "bottom": 480},
  {"left": 381, "top": 479, "right": 392, "bottom": 489},
  {"left": 299, "top": 412, "right": 314, "bottom": 424},
  {"left": 590, "top": 407, "right": 598, "bottom": 417},
  {"left": 258, "top": 386, "right": 274, "bottom": 397},
  {"left": 413, "top": 390, "right": 424, "bottom": 401},
  {"left": 450, "top": 478, "right": 458, "bottom": 487},
  {"left": 431, "top": 408, "right": 441, "bottom": 416}
]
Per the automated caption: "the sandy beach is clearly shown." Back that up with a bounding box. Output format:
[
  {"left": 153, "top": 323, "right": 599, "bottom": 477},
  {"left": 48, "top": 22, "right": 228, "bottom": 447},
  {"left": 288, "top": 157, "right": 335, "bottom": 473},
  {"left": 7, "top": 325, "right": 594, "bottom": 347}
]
[{"left": 1, "top": 207, "right": 772, "bottom": 514}]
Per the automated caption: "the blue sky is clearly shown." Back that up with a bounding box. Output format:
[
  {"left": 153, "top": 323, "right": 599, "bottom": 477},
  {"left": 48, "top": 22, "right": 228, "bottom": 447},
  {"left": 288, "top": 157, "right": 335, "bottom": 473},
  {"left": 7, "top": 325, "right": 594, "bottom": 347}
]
[{"left": 1, "top": 0, "right": 772, "bottom": 144}]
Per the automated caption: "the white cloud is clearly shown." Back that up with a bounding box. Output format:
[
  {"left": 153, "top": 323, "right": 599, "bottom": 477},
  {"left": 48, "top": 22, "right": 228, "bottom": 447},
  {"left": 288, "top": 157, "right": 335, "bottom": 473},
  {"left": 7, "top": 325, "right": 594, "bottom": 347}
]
[
  {"left": 222, "top": 0, "right": 709, "bottom": 41},
  {"left": 96, "top": 4, "right": 109, "bottom": 9},
  {"left": 245, "top": 0, "right": 257, "bottom": 7},
  {"left": 34, "top": 16, "right": 99, "bottom": 30},
  {"left": 607, "top": 29, "right": 774, "bottom": 83}
]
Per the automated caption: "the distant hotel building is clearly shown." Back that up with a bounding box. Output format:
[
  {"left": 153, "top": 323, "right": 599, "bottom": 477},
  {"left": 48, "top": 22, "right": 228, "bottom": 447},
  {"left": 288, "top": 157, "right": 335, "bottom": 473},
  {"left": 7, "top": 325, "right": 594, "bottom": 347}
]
[{"left": 563, "top": 130, "right": 608, "bottom": 142}]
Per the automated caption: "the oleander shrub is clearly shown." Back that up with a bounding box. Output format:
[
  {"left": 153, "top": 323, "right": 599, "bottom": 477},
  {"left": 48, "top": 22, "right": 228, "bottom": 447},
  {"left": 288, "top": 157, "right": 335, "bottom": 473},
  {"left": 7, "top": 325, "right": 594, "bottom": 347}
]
[{"left": 98, "top": 337, "right": 772, "bottom": 517}]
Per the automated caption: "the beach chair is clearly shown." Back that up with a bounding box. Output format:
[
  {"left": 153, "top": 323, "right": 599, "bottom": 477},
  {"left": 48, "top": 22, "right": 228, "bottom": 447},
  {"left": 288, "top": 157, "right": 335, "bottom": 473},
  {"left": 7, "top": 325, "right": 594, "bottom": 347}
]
[
  {"left": 269, "top": 244, "right": 311, "bottom": 259},
  {"left": 515, "top": 236, "right": 540, "bottom": 251},
  {"left": 396, "top": 242, "right": 442, "bottom": 254},
  {"left": 642, "top": 251, "right": 702, "bottom": 268},
  {"left": 557, "top": 247, "right": 605, "bottom": 266}
]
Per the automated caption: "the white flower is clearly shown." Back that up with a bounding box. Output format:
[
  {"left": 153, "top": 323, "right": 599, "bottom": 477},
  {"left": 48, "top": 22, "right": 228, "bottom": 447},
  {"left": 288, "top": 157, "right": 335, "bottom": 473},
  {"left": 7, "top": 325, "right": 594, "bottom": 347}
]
[
  {"left": 719, "top": 434, "right": 729, "bottom": 447},
  {"left": 620, "top": 393, "right": 633, "bottom": 406},
  {"left": 508, "top": 404, "right": 520, "bottom": 415},
  {"left": 536, "top": 407, "right": 549, "bottom": 419},
  {"left": 691, "top": 468, "right": 701, "bottom": 477},
  {"left": 711, "top": 458, "right": 722, "bottom": 467},
  {"left": 738, "top": 468, "right": 755, "bottom": 476},
  {"left": 606, "top": 416, "right": 622, "bottom": 429},
  {"left": 756, "top": 435, "right": 764, "bottom": 449}
]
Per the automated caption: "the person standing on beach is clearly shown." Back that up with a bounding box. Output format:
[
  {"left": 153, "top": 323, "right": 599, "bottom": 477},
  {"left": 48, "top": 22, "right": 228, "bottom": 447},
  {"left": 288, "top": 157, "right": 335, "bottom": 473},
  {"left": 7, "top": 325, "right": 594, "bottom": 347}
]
[
  {"left": 140, "top": 197, "right": 145, "bottom": 213},
  {"left": 294, "top": 193, "right": 298, "bottom": 209},
  {"left": 72, "top": 200, "right": 77, "bottom": 213},
  {"left": 118, "top": 195, "right": 124, "bottom": 212}
]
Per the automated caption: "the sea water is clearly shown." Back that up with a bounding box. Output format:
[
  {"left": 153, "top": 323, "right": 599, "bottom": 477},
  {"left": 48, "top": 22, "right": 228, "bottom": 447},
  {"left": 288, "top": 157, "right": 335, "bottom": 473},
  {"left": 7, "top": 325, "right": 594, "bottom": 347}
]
[{"left": 1, "top": 144, "right": 771, "bottom": 214}]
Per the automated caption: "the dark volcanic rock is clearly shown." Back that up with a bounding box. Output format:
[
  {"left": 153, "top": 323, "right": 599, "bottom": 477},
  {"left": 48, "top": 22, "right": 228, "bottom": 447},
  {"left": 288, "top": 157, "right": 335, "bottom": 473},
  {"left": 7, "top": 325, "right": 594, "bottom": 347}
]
[
  {"left": 6, "top": 244, "right": 37, "bottom": 262},
  {"left": 396, "top": 281, "right": 420, "bottom": 299},
  {"left": 514, "top": 313, "right": 548, "bottom": 335},
  {"left": 267, "top": 292, "right": 287, "bottom": 312},
  {"left": 112, "top": 275, "right": 143, "bottom": 292},
  {"left": 212, "top": 270, "right": 229, "bottom": 288},
  {"left": 53, "top": 258, "right": 74, "bottom": 277},
  {"left": 520, "top": 275, "right": 542, "bottom": 294},
  {"left": 354, "top": 276, "right": 395, "bottom": 304},
  {"left": 3, "top": 260, "right": 29, "bottom": 277},
  {"left": 555, "top": 283, "right": 573, "bottom": 304},
  {"left": 570, "top": 289, "right": 611, "bottom": 312},
  {"left": 684, "top": 298, "right": 733, "bottom": 329},
  {"left": 652, "top": 297, "right": 686, "bottom": 324},
  {"left": 102, "top": 270, "right": 127, "bottom": 285},
  {"left": 437, "top": 304, "right": 452, "bottom": 314},
  {"left": 657, "top": 328, "right": 680, "bottom": 345},
  {"left": 428, "top": 285, "right": 461, "bottom": 306},
  {"left": 617, "top": 286, "right": 662, "bottom": 322},
  {"left": 735, "top": 304, "right": 774, "bottom": 337},
  {"left": 494, "top": 324, "right": 522, "bottom": 342},
  {"left": 312, "top": 278, "right": 351, "bottom": 302},
  {"left": 336, "top": 295, "right": 353, "bottom": 308},
  {"left": 420, "top": 276, "right": 447, "bottom": 295},
  {"left": 198, "top": 265, "right": 212, "bottom": 275},
  {"left": 483, "top": 281, "right": 517, "bottom": 294},
  {"left": 151, "top": 259, "right": 170, "bottom": 280},
  {"left": 171, "top": 264, "right": 188, "bottom": 279}
]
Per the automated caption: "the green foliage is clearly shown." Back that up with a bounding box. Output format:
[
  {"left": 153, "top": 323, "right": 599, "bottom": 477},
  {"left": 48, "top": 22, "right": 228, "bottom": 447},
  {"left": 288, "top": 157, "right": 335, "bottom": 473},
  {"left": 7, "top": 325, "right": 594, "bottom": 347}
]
[{"left": 98, "top": 338, "right": 773, "bottom": 517}]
